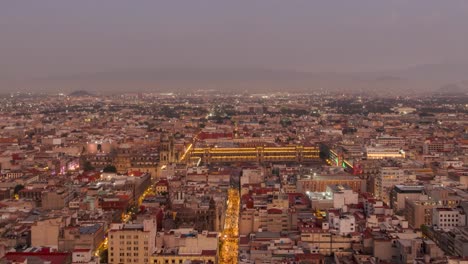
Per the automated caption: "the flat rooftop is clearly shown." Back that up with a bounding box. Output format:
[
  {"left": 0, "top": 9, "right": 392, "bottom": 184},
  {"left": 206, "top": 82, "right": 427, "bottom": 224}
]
[{"left": 394, "top": 185, "right": 425, "bottom": 193}]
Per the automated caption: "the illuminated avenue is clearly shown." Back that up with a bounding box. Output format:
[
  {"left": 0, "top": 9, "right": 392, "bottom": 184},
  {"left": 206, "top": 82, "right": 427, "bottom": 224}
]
[{"left": 219, "top": 188, "right": 240, "bottom": 264}]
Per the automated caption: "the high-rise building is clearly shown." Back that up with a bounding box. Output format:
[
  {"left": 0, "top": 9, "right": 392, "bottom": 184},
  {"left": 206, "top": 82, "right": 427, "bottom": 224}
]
[
  {"left": 375, "top": 167, "right": 406, "bottom": 204},
  {"left": 108, "top": 219, "right": 156, "bottom": 264},
  {"left": 405, "top": 199, "right": 438, "bottom": 228},
  {"left": 389, "top": 185, "right": 425, "bottom": 213}
]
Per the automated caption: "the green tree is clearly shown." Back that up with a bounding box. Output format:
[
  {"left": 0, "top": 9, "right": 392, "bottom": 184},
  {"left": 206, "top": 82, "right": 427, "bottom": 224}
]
[
  {"left": 99, "top": 249, "right": 108, "bottom": 263},
  {"left": 272, "top": 168, "right": 280, "bottom": 176},
  {"left": 83, "top": 161, "right": 94, "bottom": 172},
  {"left": 14, "top": 184, "right": 24, "bottom": 195},
  {"left": 280, "top": 118, "right": 292, "bottom": 127},
  {"left": 103, "top": 165, "right": 117, "bottom": 173}
]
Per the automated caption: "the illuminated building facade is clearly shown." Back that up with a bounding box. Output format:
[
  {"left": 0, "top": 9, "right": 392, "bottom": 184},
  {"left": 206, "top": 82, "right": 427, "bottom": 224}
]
[
  {"left": 185, "top": 146, "right": 319, "bottom": 164},
  {"left": 366, "top": 147, "right": 405, "bottom": 159}
]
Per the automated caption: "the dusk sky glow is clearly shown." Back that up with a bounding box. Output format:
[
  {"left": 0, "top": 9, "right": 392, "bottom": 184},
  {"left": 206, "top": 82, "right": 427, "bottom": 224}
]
[{"left": 1, "top": 0, "right": 468, "bottom": 82}]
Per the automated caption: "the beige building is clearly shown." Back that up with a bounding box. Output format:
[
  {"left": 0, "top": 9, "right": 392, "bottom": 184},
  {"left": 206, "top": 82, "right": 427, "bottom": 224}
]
[
  {"left": 31, "top": 218, "right": 63, "bottom": 249},
  {"left": 375, "top": 167, "right": 406, "bottom": 204},
  {"left": 298, "top": 176, "right": 366, "bottom": 193},
  {"left": 108, "top": 219, "right": 156, "bottom": 264},
  {"left": 300, "top": 230, "right": 360, "bottom": 255},
  {"left": 239, "top": 208, "right": 292, "bottom": 235},
  {"left": 389, "top": 185, "right": 425, "bottom": 213},
  {"left": 152, "top": 228, "right": 218, "bottom": 264},
  {"left": 59, "top": 223, "right": 106, "bottom": 252},
  {"left": 426, "top": 186, "right": 462, "bottom": 207},
  {"left": 42, "top": 188, "right": 74, "bottom": 210},
  {"left": 405, "top": 199, "right": 438, "bottom": 228},
  {"left": 151, "top": 252, "right": 216, "bottom": 264}
]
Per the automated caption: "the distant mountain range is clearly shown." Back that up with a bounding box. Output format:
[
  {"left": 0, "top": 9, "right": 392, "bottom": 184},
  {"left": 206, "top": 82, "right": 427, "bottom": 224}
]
[
  {"left": 69, "top": 90, "right": 94, "bottom": 97},
  {"left": 4, "top": 63, "right": 468, "bottom": 95}
]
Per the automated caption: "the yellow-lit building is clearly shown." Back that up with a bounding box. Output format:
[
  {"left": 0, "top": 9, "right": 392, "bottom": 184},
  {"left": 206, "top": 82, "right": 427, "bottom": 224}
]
[
  {"left": 185, "top": 146, "right": 319, "bottom": 164},
  {"left": 366, "top": 147, "right": 405, "bottom": 159}
]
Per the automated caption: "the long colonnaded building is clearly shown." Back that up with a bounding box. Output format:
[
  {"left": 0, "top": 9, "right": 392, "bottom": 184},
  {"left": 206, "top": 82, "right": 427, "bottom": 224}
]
[{"left": 183, "top": 145, "right": 320, "bottom": 164}]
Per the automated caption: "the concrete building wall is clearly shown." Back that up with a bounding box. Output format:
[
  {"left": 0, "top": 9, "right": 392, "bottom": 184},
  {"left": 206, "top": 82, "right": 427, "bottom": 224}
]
[
  {"left": 373, "top": 239, "right": 398, "bottom": 262},
  {"left": 108, "top": 219, "right": 156, "bottom": 264},
  {"left": 433, "top": 208, "right": 466, "bottom": 231},
  {"left": 31, "top": 218, "right": 62, "bottom": 249},
  {"left": 42, "top": 190, "right": 74, "bottom": 210},
  {"left": 405, "top": 200, "right": 437, "bottom": 228}
]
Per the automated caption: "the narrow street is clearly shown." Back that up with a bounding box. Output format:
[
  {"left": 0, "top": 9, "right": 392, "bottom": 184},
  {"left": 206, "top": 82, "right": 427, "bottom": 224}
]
[
  {"left": 219, "top": 188, "right": 240, "bottom": 263},
  {"left": 95, "top": 183, "right": 155, "bottom": 259}
]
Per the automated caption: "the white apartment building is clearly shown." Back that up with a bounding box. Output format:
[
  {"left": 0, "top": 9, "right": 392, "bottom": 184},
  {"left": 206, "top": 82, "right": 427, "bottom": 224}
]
[
  {"left": 329, "top": 213, "right": 356, "bottom": 235},
  {"left": 432, "top": 208, "right": 466, "bottom": 232},
  {"left": 325, "top": 184, "right": 358, "bottom": 209}
]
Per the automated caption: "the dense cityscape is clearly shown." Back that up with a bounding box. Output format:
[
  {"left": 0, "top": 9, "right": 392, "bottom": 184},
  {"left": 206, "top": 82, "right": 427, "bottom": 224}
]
[
  {"left": 0, "top": 91, "right": 466, "bottom": 264},
  {"left": 2, "top": 1, "right": 468, "bottom": 263}
]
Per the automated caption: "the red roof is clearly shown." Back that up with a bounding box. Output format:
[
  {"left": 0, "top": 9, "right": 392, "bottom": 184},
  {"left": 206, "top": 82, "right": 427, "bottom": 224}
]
[
  {"left": 295, "top": 253, "right": 324, "bottom": 261},
  {"left": 197, "top": 131, "right": 233, "bottom": 140},
  {"left": 239, "top": 236, "right": 250, "bottom": 245},
  {"left": 73, "top": 249, "right": 91, "bottom": 252},
  {"left": 288, "top": 193, "right": 309, "bottom": 207},
  {"left": 128, "top": 171, "right": 144, "bottom": 177},
  {"left": 200, "top": 250, "right": 217, "bottom": 256},
  {"left": 11, "top": 154, "right": 22, "bottom": 160},
  {"left": 0, "top": 138, "right": 18, "bottom": 144},
  {"left": 3, "top": 252, "right": 70, "bottom": 264},
  {"left": 156, "top": 179, "right": 169, "bottom": 186},
  {"left": 267, "top": 208, "right": 283, "bottom": 214}
]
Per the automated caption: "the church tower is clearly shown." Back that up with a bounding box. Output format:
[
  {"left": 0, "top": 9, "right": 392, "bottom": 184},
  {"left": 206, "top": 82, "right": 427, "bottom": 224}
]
[{"left": 159, "top": 134, "right": 174, "bottom": 165}]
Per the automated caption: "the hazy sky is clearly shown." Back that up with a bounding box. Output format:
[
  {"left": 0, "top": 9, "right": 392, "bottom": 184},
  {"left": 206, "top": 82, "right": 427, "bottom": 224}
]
[{"left": 1, "top": 0, "right": 468, "bottom": 80}]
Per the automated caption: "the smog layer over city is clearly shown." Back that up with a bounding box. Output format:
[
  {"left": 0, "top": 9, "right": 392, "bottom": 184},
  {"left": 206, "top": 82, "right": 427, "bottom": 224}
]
[{"left": 0, "top": 1, "right": 468, "bottom": 264}]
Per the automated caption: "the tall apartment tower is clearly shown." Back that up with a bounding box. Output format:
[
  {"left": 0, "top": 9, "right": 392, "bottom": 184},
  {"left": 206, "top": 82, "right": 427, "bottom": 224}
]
[{"left": 108, "top": 219, "right": 156, "bottom": 264}]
